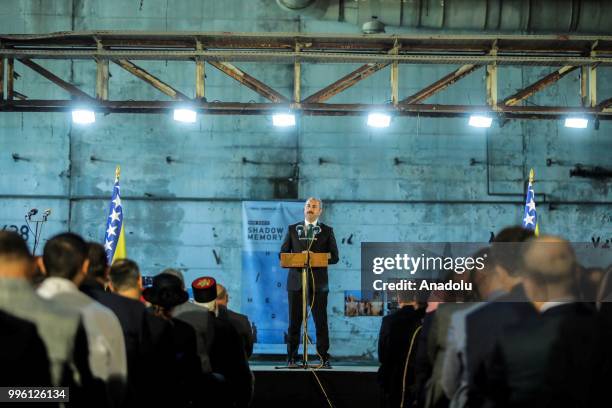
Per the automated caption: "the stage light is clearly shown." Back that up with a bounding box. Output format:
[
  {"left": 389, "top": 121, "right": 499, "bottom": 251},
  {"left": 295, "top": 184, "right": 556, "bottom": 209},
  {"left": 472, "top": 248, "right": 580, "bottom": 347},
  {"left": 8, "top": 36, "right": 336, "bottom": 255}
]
[
  {"left": 468, "top": 115, "right": 493, "bottom": 128},
  {"left": 173, "top": 108, "right": 197, "bottom": 123},
  {"left": 272, "top": 113, "right": 296, "bottom": 127},
  {"left": 72, "top": 109, "right": 95, "bottom": 124},
  {"left": 367, "top": 112, "right": 391, "bottom": 128},
  {"left": 564, "top": 117, "right": 588, "bottom": 129}
]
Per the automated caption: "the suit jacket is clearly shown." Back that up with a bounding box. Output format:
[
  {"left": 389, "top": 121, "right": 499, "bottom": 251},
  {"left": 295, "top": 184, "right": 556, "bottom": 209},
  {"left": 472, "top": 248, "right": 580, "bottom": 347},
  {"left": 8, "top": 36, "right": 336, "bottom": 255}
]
[
  {"left": 466, "top": 285, "right": 538, "bottom": 407},
  {"left": 377, "top": 305, "right": 426, "bottom": 407},
  {"left": 209, "top": 315, "right": 253, "bottom": 407},
  {"left": 0, "top": 277, "right": 81, "bottom": 386},
  {"left": 218, "top": 305, "right": 254, "bottom": 358},
  {"left": 280, "top": 221, "right": 339, "bottom": 291},
  {"left": 172, "top": 301, "right": 213, "bottom": 373},
  {"left": 38, "top": 277, "right": 127, "bottom": 407},
  {"left": 425, "top": 303, "right": 470, "bottom": 408},
  {"left": 81, "top": 281, "right": 173, "bottom": 407},
  {"left": 0, "top": 310, "right": 51, "bottom": 387},
  {"left": 481, "top": 302, "right": 611, "bottom": 408}
]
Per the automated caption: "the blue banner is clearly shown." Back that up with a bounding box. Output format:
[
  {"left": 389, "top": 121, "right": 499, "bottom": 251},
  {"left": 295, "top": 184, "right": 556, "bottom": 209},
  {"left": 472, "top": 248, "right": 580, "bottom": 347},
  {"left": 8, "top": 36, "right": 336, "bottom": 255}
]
[{"left": 241, "top": 201, "right": 316, "bottom": 354}]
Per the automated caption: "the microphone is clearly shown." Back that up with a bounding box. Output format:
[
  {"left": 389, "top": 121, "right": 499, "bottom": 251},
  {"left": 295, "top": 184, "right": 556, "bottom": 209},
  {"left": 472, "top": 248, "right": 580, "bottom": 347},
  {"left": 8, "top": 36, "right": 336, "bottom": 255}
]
[
  {"left": 27, "top": 208, "right": 38, "bottom": 220},
  {"left": 42, "top": 209, "right": 51, "bottom": 220},
  {"left": 296, "top": 225, "right": 304, "bottom": 238},
  {"left": 313, "top": 225, "right": 321, "bottom": 236}
]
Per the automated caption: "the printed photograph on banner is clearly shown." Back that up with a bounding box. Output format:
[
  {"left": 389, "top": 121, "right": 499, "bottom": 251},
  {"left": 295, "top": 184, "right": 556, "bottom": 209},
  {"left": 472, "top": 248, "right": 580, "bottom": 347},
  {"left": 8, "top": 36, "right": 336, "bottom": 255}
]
[{"left": 344, "top": 290, "right": 383, "bottom": 317}]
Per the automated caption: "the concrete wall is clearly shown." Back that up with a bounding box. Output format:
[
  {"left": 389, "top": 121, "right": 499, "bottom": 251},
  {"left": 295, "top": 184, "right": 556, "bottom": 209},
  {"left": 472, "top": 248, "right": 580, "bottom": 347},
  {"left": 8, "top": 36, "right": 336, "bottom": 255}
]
[{"left": 1, "top": 0, "right": 611, "bottom": 358}]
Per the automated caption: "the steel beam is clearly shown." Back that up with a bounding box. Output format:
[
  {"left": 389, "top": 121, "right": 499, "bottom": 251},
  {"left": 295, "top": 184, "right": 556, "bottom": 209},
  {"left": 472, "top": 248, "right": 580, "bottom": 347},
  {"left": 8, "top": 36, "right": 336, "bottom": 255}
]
[
  {"left": 208, "top": 61, "right": 288, "bottom": 103},
  {"left": 302, "top": 63, "right": 389, "bottom": 104},
  {"left": 7, "top": 58, "right": 14, "bottom": 101},
  {"left": 96, "top": 58, "right": 109, "bottom": 100},
  {"left": 0, "top": 58, "right": 4, "bottom": 100},
  {"left": 2, "top": 99, "right": 611, "bottom": 119},
  {"left": 114, "top": 59, "right": 189, "bottom": 101},
  {"left": 19, "top": 58, "right": 92, "bottom": 100},
  {"left": 400, "top": 64, "right": 480, "bottom": 105},
  {"left": 503, "top": 66, "right": 578, "bottom": 106},
  {"left": 195, "top": 40, "right": 205, "bottom": 99},
  {"left": 294, "top": 44, "right": 301, "bottom": 104},
  {"left": 486, "top": 64, "right": 498, "bottom": 108}
]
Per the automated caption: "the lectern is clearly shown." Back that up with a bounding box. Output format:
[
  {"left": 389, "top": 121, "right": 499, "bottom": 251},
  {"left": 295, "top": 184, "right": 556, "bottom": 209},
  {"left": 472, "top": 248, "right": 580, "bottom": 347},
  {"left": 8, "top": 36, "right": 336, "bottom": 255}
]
[{"left": 280, "top": 251, "right": 329, "bottom": 368}]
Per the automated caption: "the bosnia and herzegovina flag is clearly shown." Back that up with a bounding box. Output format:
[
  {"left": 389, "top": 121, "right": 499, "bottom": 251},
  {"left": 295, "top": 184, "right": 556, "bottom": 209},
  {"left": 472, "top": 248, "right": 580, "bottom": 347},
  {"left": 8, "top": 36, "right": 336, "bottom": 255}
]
[
  {"left": 522, "top": 168, "right": 540, "bottom": 236},
  {"left": 104, "top": 166, "right": 126, "bottom": 264}
]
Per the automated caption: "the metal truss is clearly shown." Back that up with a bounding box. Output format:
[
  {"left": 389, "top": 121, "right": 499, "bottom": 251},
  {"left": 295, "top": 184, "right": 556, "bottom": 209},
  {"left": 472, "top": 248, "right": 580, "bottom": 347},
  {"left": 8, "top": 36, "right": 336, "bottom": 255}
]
[{"left": 1, "top": 31, "right": 611, "bottom": 120}]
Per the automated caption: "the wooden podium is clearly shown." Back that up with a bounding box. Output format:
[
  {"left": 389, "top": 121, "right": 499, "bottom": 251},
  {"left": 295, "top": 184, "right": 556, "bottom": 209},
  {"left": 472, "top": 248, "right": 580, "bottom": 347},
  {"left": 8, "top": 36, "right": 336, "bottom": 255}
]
[
  {"left": 279, "top": 251, "right": 329, "bottom": 368},
  {"left": 280, "top": 252, "right": 329, "bottom": 269}
]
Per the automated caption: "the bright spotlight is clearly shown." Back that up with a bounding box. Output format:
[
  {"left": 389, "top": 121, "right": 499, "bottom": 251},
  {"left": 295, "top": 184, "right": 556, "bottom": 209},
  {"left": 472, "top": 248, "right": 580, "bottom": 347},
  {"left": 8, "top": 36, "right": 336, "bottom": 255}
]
[
  {"left": 564, "top": 117, "right": 588, "bottom": 129},
  {"left": 272, "top": 113, "right": 296, "bottom": 127},
  {"left": 173, "top": 109, "right": 197, "bottom": 123},
  {"left": 71, "top": 109, "right": 96, "bottom": 124},
  {"left": 468, "top": 115, "right": 493, "bottom": 128},
  {"left": 367, "top": 112, "right": 391, "bottom": 128}
]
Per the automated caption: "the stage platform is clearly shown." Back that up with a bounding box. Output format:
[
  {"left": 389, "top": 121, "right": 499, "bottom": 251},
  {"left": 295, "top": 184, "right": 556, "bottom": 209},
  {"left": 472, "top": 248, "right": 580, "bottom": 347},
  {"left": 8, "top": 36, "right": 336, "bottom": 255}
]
[{"left": 251, "top": 359, "right": 381, "bottom": 408}]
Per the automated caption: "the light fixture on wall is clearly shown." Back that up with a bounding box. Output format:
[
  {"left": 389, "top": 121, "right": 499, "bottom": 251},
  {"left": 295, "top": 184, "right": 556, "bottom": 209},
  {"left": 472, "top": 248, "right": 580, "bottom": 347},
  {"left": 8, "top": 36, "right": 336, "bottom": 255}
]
[
  {"left": 468, "top": 115, "right": 492, "bottom": 128},
  {"left": 173, "top": 108, "right": 197, "bottom": 123},
  {"left": 367, "top": 112, "right": 391, "bottom": 128},
  {"left": 72, "top": 109, "right": 96, "bottom": 124},
  {"left": 272, "top": 113, "right": 296, "bottom": 127},
  {"left": 564, "top": 117, "right": 588, "bottom": 129}
]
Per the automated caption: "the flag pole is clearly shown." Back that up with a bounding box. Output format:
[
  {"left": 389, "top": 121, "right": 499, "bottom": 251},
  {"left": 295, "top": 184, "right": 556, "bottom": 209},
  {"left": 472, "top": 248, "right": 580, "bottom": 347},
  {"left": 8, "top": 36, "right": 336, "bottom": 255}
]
[{"left": 115, "top": 165, "right": 121, "bottom": 181}]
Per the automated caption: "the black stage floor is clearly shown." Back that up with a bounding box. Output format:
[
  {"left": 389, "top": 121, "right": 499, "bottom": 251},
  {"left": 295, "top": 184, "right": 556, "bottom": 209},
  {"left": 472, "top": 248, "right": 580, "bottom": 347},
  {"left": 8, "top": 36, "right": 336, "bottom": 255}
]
[{"left": 251, "top": 360, "right": 381, "bottom": 408}]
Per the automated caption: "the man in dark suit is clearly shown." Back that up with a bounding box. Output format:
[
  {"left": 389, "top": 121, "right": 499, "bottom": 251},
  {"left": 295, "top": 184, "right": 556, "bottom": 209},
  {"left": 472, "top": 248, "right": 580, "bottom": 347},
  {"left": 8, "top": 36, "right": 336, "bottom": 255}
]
[
  {"left": 377, "top": 292, "right": 426, "bottom": 408},
  {"left": 0, "top": 310, "right": 51, "bottom": 387},
  {"left": 83, "top": 248, "right": 174, "bottom": 407},
  {"left": 280, "top": 197, "right": 339, "bottom": 367},
  {"left": 481, "top": 235, "right": 611, "bottom": 408},
  {"left": 216, "top": 283, "right": 254, "bottom": 358}
]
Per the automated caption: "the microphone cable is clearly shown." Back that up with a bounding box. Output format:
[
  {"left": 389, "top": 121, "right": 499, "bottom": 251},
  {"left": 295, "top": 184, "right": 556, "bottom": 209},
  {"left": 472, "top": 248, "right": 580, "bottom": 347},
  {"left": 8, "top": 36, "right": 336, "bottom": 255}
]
[{"left": 400, "top": 324, "right": 423, "bottom": 408}]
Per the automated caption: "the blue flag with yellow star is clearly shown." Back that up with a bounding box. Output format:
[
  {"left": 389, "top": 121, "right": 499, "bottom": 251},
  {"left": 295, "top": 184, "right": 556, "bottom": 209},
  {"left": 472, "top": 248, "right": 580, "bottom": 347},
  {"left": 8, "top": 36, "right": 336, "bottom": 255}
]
[
  {"left": 522, "top": 168, "right": 539, "bottom": 236},
  {"left": 104, "top": 166, "right": 126, "bottom": 264}
]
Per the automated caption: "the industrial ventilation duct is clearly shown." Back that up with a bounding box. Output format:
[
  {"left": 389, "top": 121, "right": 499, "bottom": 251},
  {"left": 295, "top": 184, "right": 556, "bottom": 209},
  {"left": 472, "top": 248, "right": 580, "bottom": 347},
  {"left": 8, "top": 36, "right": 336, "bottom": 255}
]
[{"left": 276, "top": 0, "right": 612, "bottom": 34}]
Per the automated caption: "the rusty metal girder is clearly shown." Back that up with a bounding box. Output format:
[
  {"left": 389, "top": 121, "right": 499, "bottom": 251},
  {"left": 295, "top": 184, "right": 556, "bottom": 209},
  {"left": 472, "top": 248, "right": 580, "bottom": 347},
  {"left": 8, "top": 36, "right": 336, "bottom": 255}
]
[
  {"left": 503, "top": 66, "right": 578, "bottom": 106},
  {"left": 400, "top": 64, "right": 480, "bottom": 105},
  {"left": 0, "top": 32, "right": 611, "bottom": 122},
  {"left": 19, "top": 58, "right": 93, "bottom": 100},
  {"left": 113, "top": 59, "right": 190, "bottom": 100},
  {"left": 208, "top": 61, "right": 288, "bottom": 103},
  {"left": 2, "top": 100, "right": 611, "bottom": 120},
  {"left": 302, "top": 63, "right": 389, "bottom": 104}
]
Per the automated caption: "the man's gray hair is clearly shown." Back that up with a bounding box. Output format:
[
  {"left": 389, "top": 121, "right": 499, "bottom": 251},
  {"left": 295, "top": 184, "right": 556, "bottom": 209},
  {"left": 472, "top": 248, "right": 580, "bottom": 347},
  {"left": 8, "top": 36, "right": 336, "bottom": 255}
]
[{"left": 305, "top": 197, "right": 323, "bottom": 209}]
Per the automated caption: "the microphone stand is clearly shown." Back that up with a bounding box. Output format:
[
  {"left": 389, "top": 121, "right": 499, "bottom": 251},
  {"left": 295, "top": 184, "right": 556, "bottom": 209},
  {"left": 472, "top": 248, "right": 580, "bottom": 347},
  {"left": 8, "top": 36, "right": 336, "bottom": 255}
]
[
  {"left": 25, "top": 212, "right": 50, "bottom": 256},
  {"left": 296, "top": 228, "right": 316, "bottom": 369}
]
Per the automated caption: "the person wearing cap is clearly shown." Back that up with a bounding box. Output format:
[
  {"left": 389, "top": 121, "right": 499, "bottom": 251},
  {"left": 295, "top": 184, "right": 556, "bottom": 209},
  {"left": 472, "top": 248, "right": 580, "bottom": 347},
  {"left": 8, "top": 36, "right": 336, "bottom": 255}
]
[
  {"left": 143, "top": 272, "right": 205, "bottom": 408},
  {"left": 143, "top": 271, "right": 213, "bottom": 374},
  {"left": 192, "top": 276, "right": 253, "bottom": 408}
]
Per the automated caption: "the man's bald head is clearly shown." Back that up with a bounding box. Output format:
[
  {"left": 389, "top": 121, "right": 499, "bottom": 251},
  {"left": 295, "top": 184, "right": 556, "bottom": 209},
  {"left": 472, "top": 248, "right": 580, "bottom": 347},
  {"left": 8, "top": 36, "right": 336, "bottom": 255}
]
[
  {"left": 216, "top": 283, "right": 228, "bottom": 307},
  {"left": 522, "top": 235, "right": 576, "bottom": 284}
]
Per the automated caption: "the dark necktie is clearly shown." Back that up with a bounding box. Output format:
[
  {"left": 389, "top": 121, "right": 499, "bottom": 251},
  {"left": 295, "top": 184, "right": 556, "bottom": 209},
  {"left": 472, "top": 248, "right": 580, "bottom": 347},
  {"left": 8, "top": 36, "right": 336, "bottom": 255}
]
[{"left": 306, "top": 223, "right": 314, "bottom": 239}]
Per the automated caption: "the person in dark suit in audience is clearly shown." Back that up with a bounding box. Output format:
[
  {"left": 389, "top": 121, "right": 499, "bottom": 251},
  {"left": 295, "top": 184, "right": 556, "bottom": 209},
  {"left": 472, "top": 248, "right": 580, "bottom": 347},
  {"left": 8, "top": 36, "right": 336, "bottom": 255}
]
[
  {"left": 87, "top": 254, "right": 173, "bottom": 407},
  {"left": 0, "top": 231, "right": 92, "bottom": 403},
  {"left": 0, "top": 310, "right": 51, "bottom": 387},
  {"left": 192, "top": 277, "right": 253, "bottom": 408},
  {"left": 377, "top": 290, "right": 427, "bottom": 408},
  {"left": 280, "top": 197, "right": 339, "bottom": 367},
  {"left": 216, "top": 283, "right": 254, "bottom": 358},
  {"left": 481, "top": 235, "right": 611, "bottom": 408},
  {"left": 144, "top": 273, "right": 205, "bottom": 408},
  {"left": 463, "top": 227, "right": 538, "bottom": 407}
]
